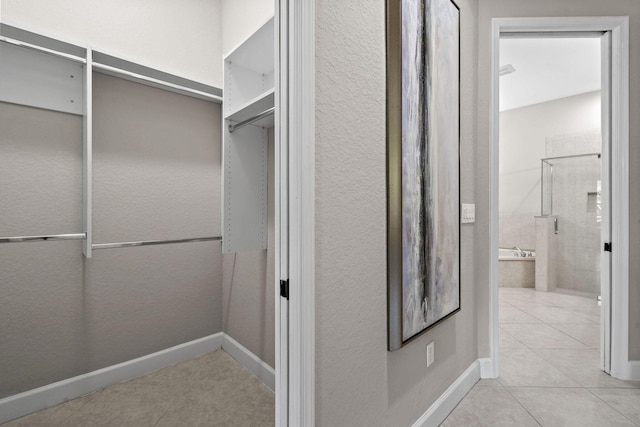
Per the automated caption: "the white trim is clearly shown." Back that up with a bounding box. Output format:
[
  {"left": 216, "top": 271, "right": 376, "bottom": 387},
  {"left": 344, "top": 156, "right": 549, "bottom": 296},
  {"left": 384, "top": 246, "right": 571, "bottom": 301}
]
[
  {"left": 0, "top": 35, "right": 86, "bottom": 63},
  {"left": 92, "top": 62, "right": 223, "bottom": 103},
  {"left": 479, "top": 357, "right": 495, "bottom": 379},
  {"left": 82, "top": 47, "right": 93, "bottom": 258},
  {"left": 607, "top": 17, "right": 633, "bottom": 381},
  {"left": 489, "top": 16, "right": 632, "bottom": 381},
  {"left": 600, "top": 30, "right": 612, "bottom": 374},
  {"left": 412, "top": 360, "right": 480, "bottom": 427},
  {"left": 275, "top": 1, "right": 289, "bottom": 425},
  {"left": 621, "top": 361, "right": 640, "bottom": 380},
  {"left": 286, "top": 0, "right": 316, "bottom": 425},
  {"left": 222, "top": 334, "right": 276, "bottom": 392},
  {"left": 0, "top": 333, "right": 223, "bottom": 425},
  {"left": 488, "top": 20, "right": 501, "bottom": 379}
]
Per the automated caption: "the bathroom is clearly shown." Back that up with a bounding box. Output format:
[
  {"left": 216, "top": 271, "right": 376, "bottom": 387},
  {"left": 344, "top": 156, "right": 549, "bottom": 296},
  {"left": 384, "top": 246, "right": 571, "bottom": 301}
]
[
  {"left": 495, "top": 35, "right": 607, "bottom": 393},
  {"left": 498, "top": 37, "right": 602, "bottom": 299}
]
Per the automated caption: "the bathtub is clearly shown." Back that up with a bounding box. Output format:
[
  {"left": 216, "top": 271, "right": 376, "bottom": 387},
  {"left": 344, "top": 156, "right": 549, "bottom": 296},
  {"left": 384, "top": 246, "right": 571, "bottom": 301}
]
[
  {"left": 499, "top": 248, "right": 535, "bottom": 288},
  {"left": 498, "top": 248, "right": 536, "bottom": 261}
]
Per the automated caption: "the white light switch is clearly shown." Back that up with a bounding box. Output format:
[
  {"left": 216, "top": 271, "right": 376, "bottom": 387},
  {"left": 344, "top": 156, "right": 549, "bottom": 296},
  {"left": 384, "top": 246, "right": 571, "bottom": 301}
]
[{"left": 461, "top": 203, "right": 475, "bottom": 223}]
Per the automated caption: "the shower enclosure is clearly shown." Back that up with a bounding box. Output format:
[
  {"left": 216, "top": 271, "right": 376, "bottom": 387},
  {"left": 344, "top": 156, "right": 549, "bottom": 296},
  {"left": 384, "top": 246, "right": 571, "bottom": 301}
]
[{"left": 540, "top": 153, "right": 601, "bottom": 295}]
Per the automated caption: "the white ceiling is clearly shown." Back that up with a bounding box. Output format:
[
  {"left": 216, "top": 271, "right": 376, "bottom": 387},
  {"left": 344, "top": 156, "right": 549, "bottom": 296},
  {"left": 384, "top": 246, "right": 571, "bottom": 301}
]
[{"left": 499, "top": 37, "right": 601, "bottom": 111}]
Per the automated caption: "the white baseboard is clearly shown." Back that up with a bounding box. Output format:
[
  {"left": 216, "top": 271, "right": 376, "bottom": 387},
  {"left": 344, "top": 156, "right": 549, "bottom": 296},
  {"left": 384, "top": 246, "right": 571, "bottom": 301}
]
[
  {"left": 614, "top": 360, "right": 640, "bottom": 381},
  {"left": 0, "top": 333, "right": 224, "bottom": 424},
  {"left": 222, "top": 334, "right": 276, "bottom": 392},
  {"left": 412, "top": 360, "right": 481, "bottom": 427},
  {"left": 479, "top": 357, "right": 496, "bottom": 379},
  {"left": 629, "top": 361, "right": 640, "bottom": 381}
]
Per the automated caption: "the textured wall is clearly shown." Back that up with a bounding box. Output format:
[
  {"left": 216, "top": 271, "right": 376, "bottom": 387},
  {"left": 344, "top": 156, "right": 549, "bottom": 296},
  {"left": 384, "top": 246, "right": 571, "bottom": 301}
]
[
  {"left": 0, "top": 103, "right": 84, "bottom": 397},
  {"left": 314, "top": 0, "right": 479, "bottom": 425},
  {"left": 0, "top": 74, "right": 223, "bottom": 398},
  {"left": 221, "top": 0, "right": 274, "bottom": 55},
  {"left": 0, "top": 0, "right": 223, "bottom": 87},
  {"left": 477, "top": 0, "right": 640, "bottom": 360}
]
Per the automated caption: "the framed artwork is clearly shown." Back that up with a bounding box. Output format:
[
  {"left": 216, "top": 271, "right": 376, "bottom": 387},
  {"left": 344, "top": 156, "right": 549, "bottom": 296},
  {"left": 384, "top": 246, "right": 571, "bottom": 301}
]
[{"left": 387, "top": 0, "right": 460, "bottom": 351}]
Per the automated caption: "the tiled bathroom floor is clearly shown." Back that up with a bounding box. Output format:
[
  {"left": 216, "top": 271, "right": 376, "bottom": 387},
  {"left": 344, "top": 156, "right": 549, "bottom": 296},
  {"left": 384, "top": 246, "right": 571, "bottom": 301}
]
[
  {"left": 2, "top": 350, "right": 275, "bottom": 427},
  {"left": 442, "top": 288, "right": 640, "bottom": 426}
]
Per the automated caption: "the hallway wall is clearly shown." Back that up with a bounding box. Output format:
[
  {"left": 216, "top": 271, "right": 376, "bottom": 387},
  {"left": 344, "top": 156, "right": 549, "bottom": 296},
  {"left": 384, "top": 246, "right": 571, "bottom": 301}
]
[
  {"left": 477, "top": 0, "right": 640, "bottom": 361},
  {"left": 314, "top": 0, "right": 479, "bottom": 424}
]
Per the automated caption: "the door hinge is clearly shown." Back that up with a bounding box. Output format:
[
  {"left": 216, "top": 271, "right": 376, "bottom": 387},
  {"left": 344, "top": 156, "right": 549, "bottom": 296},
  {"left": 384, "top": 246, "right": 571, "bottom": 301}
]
[
  {"left": 280, "top": 279, "right": 289, "bottom": 300},
  {"left": 604, "top": 242, "right": 612, "bottom": 252}
]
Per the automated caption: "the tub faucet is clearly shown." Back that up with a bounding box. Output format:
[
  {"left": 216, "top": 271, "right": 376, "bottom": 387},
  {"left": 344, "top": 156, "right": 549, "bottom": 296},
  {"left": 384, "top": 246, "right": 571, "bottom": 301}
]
[{"left": 512, "top": 246, "right": 526, "bottom": 257}]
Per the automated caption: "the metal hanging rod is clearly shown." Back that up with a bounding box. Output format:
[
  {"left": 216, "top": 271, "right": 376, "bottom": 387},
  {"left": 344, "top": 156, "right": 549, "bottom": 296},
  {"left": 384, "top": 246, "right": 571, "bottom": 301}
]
[
  {"left": 92, "top": 62, "right": 224, "bottom": 103},
  {"left": 0, "top": 233, "right": 87, "bottom": 244},
  {"left": 228, "top": 107, "right": 275, "bottom": 133},
  {"left": 92, "top": 236, "right": 222, "bottom": 250},
  {"left": 0, "top": 36, "right": 87, "bottom": 64}
]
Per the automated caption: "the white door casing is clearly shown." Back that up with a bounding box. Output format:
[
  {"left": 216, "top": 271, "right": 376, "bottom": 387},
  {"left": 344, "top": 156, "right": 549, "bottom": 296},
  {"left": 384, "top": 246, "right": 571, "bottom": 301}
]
[
  {"left": 279, "top": 0, "right": 316, "bottom": 425},
  {"left": 489, "top": 16, "right": 631, "bottom": 380}
]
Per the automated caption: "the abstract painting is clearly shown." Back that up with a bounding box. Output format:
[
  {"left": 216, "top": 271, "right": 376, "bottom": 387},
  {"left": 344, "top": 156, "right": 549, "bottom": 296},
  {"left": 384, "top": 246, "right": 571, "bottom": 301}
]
[{"left": 387, "top": 0, "right": 460, "bottom": 350}]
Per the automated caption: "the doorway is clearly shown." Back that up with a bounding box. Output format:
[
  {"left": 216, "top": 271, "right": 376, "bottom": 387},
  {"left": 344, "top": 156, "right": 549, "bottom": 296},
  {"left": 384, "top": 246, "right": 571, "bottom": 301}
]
[
  {"left": 0, "top": 4, "right": 288, "bottom": 426},
  {"left": 489, "top": 17, "right": 631, "bottom": 381},
  {"left": 497, "top": 35, "right": 605, "bottom": 385}
]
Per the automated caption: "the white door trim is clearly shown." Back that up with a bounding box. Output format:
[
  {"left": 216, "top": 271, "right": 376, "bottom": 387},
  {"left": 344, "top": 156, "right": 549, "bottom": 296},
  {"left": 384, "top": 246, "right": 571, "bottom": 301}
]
[
  {"left": 275, "top": 0, "right": 288, "bottom": 424},
  {"left": 281, "top": 0, "right": 316, "bottom": 425},
  {"left": 489, "top": 16, "right": 632, "bottom": 380}
]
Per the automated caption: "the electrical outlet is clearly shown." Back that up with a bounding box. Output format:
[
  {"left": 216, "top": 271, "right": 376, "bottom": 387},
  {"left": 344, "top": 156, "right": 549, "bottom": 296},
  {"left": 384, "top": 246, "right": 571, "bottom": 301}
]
[{"left": 427, "top": 341, "right": 435, "bottom": 367}]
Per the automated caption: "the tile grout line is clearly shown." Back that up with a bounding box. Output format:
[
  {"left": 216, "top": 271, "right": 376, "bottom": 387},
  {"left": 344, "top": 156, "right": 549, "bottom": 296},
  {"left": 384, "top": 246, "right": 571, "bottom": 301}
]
[
  {"left": 500, "top": 385, "right": 543, "bottom": 427},
  {"left": 500, "top": 289, "right": 586, "bottom": 426},
  {"left": 499, "top": 326, "right": 528, "bottom": 348},
  {"left": 545, "top": 322, "right": 598, "bottom": 349},
  {"left": 443, "top": 289, "right": 621, "bottom": 425},
  {"left": 584, "top": 387, "right": 640, "bottom": 426}
]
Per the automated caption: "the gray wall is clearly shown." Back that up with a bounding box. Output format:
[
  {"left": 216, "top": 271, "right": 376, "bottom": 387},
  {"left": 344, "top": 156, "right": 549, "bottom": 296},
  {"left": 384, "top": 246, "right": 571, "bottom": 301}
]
[
  {"left": 314, "top": 0, "right": 479, "bottom": 424},
  {"left": 477, "top": 0, "right": 640, "bottom": 360},
  {"left": 222, "top": 128, "right": 275, "bottom": 368},
  {"left": 0, "top": 73, "right": 223, "bottom": 398}
]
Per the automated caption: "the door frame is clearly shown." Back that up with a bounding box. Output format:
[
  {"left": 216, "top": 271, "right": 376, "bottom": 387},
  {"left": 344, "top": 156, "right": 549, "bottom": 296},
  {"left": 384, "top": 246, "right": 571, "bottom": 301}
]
[
  {"left": 488, "top": 16, "right": 632, "bottom": 380},
  {"left": 277, "top": 0, "right": 316, "bottom": 425}
]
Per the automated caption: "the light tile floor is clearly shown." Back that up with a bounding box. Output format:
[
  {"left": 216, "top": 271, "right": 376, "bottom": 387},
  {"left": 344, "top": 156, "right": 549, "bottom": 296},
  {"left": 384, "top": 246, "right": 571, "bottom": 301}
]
[
  {"left": 442, "top": 288, "right": 640, "bottom": 427},
  {"left": 2, "top": 350, "right": 275, "bottom": 427}
]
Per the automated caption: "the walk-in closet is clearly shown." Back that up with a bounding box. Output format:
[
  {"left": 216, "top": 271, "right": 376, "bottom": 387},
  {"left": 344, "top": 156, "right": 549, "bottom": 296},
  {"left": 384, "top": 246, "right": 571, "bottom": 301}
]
[{"left": 0, "top": 1, "right": 279, "bottom": 425}]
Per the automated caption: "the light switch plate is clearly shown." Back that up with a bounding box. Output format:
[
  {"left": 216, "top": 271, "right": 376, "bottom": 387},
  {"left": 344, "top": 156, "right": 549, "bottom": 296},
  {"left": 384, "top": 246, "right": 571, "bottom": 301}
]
[
  {"left": 427, "top": 341, "right": 435, "bottom": 367},
  {"left": 461, "top": 203, "right": 475, "bottom": 223}
]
